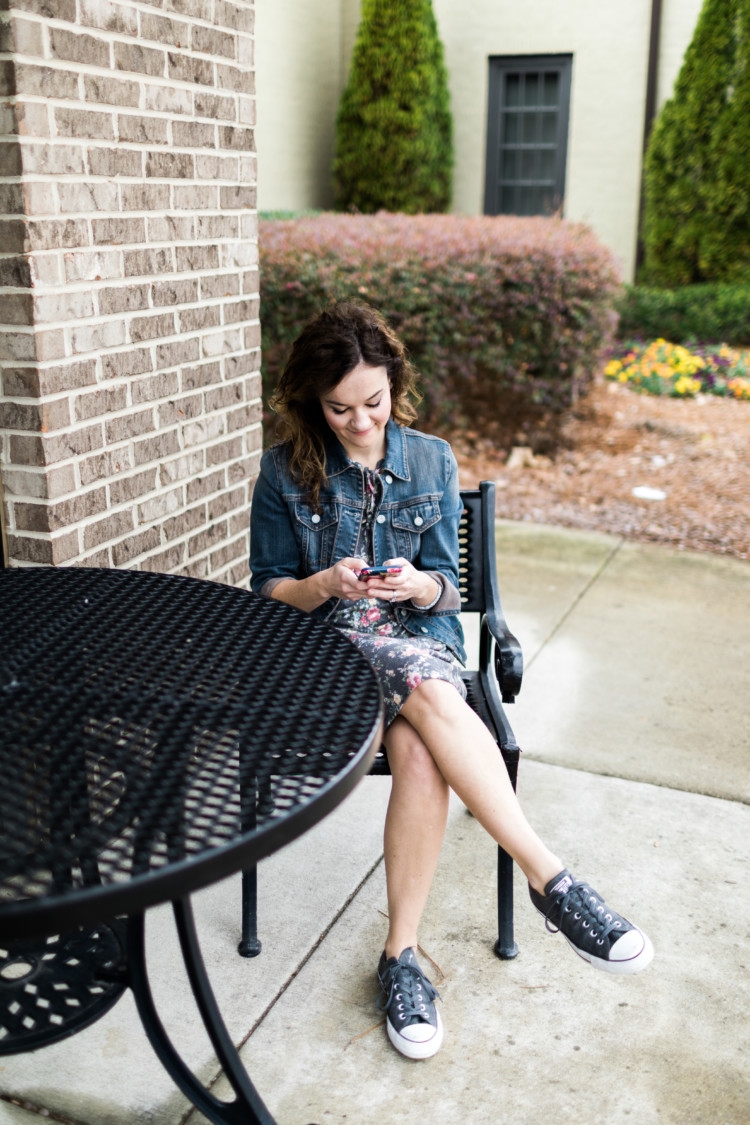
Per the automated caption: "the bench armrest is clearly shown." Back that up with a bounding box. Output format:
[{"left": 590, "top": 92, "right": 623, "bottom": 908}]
[
  {"left": 478, "top": 481, "right": 524, "bottom": 703},
  {"left": 483, "top": 609, "right": 524, "bottom": 703}
]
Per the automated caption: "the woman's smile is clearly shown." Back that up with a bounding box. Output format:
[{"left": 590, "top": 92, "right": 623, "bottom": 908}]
[{"left": 320, "top": 363, "right": 391, "bottom": 466}]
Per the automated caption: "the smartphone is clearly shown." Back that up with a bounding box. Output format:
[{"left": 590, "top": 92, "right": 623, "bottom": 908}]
[{"left": 358, "top": 565, "right": 403, "bottom": 581}]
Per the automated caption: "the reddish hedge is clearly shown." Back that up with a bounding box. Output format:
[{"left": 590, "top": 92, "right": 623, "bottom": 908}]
[{"left": 259, "top": 213, "right": 619, "bottom": 438}]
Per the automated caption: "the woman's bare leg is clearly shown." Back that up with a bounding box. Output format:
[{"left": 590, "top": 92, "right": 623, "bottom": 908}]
[
  {"left": 382, "top": 716, "right": 450, "bottom": 959},
  {"left": 399, "top": 679, "right": 563, "bottom": 893}
]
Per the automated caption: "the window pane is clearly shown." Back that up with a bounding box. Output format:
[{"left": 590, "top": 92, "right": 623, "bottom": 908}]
[
  {"left": 539, "top": 149, "right": 556, "bottom": 181},
  {"left": 540, "top": 111, "right": 558, "bottom": 144},
  {"left": 518, "top": 186, "right": 540, "bottom": 216},
  {"left": 520, "top": 149, "right": 537, "bottom": 180},
  {"left": 505, "top": 74, "right": 520, "bottom": 107},
  {"left": 543, "top": 72, "right": 559, "bottom": 106},
  {"left": 503, "top": 112, "right": 520, "bottom": 144},
  {"left": 522, "top": 113, "right": 538, "bottom": 144},
  {"left": 523, "top": 73, "right": 539, "bottom": 107},
  {"left": 501, "top": 186, "right": 517, "bottom": 213},
  {"left": 487, "top": 56, "right": 571, "bottom": 217}
]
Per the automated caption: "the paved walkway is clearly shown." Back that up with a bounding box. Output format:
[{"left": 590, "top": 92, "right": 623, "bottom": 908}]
[{"left": 2, "top": 522, "right": 749, "bottom": 1125}]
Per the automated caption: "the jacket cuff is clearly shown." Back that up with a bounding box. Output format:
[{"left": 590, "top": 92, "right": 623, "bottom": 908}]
[
  {"left": 408, "top": 572, "right": 461, "bottom": 614},
  {"left": 259, "top": 577, "right": 288, "bottom": 598}
]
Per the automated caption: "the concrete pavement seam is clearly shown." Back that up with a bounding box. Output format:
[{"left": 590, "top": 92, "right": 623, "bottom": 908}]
[{"left": 523, "top": 536, "right": 625, "bottom": 672}]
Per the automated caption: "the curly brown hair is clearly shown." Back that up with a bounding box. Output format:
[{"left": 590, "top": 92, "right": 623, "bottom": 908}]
[{"left": 269, "top": 301, "right": 421, "bottom": 508}]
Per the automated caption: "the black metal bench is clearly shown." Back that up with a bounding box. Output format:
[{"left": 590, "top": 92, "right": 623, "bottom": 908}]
[{"left": 239, "top": 480, "right": 523, "bottom": 960}]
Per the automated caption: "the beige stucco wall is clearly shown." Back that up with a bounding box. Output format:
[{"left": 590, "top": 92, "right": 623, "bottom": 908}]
[
  {"left": 657, "top": 0, "right": 705, "bottom": 107},
  {"left": 434, "top": 0, "right": 703, "bottom": 282},
  {"left": 256, "top": 0, "right": 703, "bottom": 278},
  {"left": 254, "top": 0, "right": 360, "bottom": 212}
]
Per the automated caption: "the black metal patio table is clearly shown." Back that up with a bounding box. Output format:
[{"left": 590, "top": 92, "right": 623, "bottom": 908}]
[{"left": 0, "top": 566, "right": 383, "bottom": 1125}]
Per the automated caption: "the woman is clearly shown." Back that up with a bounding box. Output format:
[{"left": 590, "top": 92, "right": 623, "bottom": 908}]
[{"left": 250, "top": 301, "right": 653, "bottom": 1061}]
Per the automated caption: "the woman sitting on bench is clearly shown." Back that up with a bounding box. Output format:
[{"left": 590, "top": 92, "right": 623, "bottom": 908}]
[{"left": 249, "top": 301, "right": 653, "bottom": 1061}]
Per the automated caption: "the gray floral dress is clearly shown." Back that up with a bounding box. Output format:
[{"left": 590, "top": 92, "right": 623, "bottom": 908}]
[{"left": 329, "top": 465, "right": 466, "bottom": 729}]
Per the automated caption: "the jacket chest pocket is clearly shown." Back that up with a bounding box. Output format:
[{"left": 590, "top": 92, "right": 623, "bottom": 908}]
[
  {"left": 294, "top": 502, "right": 340, "bottom": 573},
  {"left": 390, "top": 497, "right": 440, "bottom": 558}
]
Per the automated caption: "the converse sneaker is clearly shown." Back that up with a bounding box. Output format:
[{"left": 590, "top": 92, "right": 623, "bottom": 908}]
[
  {"left": 529, "top": 869, "right": 654, "bottom": 975},
  {"left": 377, "top": 948, "right": 443, "bottom": 1059}
]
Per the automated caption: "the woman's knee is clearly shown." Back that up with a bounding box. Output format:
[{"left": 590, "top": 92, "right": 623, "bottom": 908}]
[
  {"left": 407, "top": 677, "right": 466, "bottom": 723},
  {"left": 385, "top": 717, "right": 446, "bottom": 789}
]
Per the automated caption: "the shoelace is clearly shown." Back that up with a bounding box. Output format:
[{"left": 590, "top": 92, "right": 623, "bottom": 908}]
[
  {"left": 377, "top": 961, "right": 440, "bottom": 1025},
  {"left": 544, "top": 881, "right": 624, "bottom": 948}
]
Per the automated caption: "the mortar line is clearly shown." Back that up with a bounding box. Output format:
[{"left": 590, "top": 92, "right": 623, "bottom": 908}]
[{"left": 523, "top": 536, "right": 625, "bottom": 673}]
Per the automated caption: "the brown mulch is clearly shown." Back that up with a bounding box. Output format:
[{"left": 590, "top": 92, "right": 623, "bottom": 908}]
[{"left": 449, "top": 380, "right": 750, "bottom": 561}]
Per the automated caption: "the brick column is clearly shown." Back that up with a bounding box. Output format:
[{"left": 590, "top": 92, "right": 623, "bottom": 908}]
[{"left": 0, "top": 0, "right": 259, "bottom": 586}]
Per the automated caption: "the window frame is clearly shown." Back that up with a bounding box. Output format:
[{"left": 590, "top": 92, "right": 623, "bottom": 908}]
[{"left": 484, "top": 54, "right": 573, "bottom": 218}]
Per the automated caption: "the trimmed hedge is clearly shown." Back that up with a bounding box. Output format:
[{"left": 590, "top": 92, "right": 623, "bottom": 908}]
[
  {"left": 259, "top": 213, "right": 619, "bottom": 437},
  {"left": 616, "top": 283, "right": 750, "bottom": 345}
]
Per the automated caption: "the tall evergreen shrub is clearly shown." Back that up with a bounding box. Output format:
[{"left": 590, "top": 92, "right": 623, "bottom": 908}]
[
  {"left": 333, "top": 0, "right": 453, "bottom": 214},
  {"left": 699, "top": 0, "right": 750, "bottom": 279},
  {"left": 641, "top": 0, "right": 734, "bottom": 286}
]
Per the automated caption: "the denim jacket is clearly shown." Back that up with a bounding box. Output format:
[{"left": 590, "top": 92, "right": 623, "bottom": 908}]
[{"left": 249, "top": 419, "right": 466, "bottom": 664}]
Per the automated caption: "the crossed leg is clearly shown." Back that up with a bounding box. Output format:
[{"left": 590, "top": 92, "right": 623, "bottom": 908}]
[{"left": 382, "top": 678, "right": 563, "bottom": 959}]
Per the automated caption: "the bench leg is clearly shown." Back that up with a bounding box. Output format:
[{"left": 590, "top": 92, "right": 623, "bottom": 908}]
[
  {"left": 238, "top": 865, "right": 261, "bottom": 958},
  {"left": 494, "top": 844, "right": 518, "bottom": 959},
  {"left": 238, "top": 772, "right": 271, "bottom": 958},
  {"left": 494, "top": 744, "right": 520, "bottom": 959}
]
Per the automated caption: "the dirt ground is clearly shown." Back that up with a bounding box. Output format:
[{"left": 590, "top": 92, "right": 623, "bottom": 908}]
[{"left": 450, "top": 379, "right": 750, "bottom": 561}]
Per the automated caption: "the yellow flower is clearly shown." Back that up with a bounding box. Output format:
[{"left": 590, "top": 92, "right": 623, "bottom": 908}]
[{"left": 673, "top": 375, "right": 701, "bottom": 396}]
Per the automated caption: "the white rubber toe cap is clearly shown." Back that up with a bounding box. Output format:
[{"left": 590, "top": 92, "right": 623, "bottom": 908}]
[
  {"left": 387, "top": 1011, "right": 444, "bottom": 1059},
  {"left": 604, "top": 928, "right": 654, "bottom": 974}
]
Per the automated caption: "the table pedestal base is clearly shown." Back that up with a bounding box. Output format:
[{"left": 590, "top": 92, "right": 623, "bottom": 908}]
[{"left": 0, "top": 923, "right": 127, "bottom": 1053}]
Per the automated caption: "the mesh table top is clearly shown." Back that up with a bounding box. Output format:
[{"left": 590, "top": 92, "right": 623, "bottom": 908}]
[{"left": 0, "top": 567, "right": 383, "bottom": 940}]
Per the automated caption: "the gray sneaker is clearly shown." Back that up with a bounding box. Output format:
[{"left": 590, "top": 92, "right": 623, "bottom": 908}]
[
  {"left": 377, "top": 948, "right": 443, "bottom": 1059},
  {"left": 529, "top": 869, "right": 654, "bottom": 975}
]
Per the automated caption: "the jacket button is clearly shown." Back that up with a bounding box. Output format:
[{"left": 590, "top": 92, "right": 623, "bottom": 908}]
[
  {"left": 385, "top": 474, "right": 393, "bottom": 484},
  {"left": 376, "top": 514, "right": 386, "bottom": 524},
  {"left": 421, "top": 627, "right": 428, "bottom": 633},
  {"left": 414, "top": 516, "right": 424, "bottom": 526},
  {"left": 311, "top": 514, "right": 320, "bottom": 524}
]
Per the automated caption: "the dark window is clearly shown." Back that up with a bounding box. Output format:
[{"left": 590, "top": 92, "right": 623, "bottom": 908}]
[{"left": 484, "top": 55, "right": 572, "bottom": 217}]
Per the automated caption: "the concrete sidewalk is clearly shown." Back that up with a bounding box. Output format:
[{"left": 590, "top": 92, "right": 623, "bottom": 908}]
[{"left": 1, "top": 522, "right": 749, "bottom": 1125}]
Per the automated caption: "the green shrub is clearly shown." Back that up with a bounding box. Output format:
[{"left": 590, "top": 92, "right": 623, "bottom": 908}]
[
  {"left": 641, "top": 0, "right": 750, "bottom": 285},
  {"left": 699, "top": 0, "right": 750, "bottom": 280},
  {"left": 259, "top": 213, "right": 619, "bottom": 440},
  {"left": 616, "top": 282, "right": 750, "bottom": 344},
  {"left": 641, "top": 0, "right": 735, "bottom": 286},
  {"left": 332, "top": 0, "right": 453, "bottom": 214}
]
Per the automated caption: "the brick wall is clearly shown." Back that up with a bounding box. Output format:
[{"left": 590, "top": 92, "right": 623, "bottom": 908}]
[{"left": 0, "top": 0, "right": 259, "bottom": 586}]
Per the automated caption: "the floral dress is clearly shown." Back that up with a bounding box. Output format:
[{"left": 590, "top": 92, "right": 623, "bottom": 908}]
[{"left": 329, "top": 465, "right": 466, "bottom": 729}]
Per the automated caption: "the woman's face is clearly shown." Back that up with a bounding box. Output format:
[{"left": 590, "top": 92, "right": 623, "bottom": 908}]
[{"left": 319, "top": 363, "right": 391, "bottom": 464}]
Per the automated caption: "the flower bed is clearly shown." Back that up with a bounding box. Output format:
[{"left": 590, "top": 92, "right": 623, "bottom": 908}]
[{"left": 605, "top": 339, "right": 750, "bottom": 399}]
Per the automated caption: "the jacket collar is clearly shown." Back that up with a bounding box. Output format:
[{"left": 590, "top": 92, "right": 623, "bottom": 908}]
[{"left": 326, "top": 418, "right": 411, "bottom": 481}]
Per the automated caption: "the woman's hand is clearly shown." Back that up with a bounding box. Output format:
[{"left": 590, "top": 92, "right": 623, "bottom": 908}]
[
  {"left": 360, "top": 558, "right": 439, "bottom": 607},
  {"left": 321, "top": 558, "right": 371, "bottom": 602},
  {"left": 269, "top": 558, "right": 367, "bottom": 611}
]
